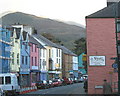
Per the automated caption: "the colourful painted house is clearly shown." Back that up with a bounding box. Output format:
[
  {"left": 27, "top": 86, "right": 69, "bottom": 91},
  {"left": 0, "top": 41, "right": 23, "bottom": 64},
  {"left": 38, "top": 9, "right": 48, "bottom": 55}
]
[
  {"left": 11, "top": 24, "right": 33, "bottom": 87},
  {"left": 0, "top": 27, "right": 11, "bottom": 73},
  {"left": 78, "top": 53, "right": 86, "bottom": 76},
  {"left": 61, "top": 46, "right": 76, "bottom": 78},
  {"left": 7, "top": 27, "right": 21, "bottom": 76},
  {"left": 73, "top": 55, "right": 78, "bottom": 78},
  {"left": 29, "top": 35, "right": 40, "bottom": 86},
  {"left": 33, "top": 34, "right": 62, "bottom": 80}
]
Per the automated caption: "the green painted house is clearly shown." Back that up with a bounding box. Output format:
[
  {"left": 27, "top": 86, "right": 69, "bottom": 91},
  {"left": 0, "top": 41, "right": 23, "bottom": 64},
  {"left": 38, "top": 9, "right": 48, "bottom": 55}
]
[{"left": 78, "top": 53, "right": 86, "bottom": 77}]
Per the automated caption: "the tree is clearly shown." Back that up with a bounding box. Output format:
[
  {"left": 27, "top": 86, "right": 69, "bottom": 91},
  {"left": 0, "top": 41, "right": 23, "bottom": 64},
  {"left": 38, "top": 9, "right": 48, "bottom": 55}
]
[
  {"left": 41, "top": 33, "right": 61, "bottom": 44},
  {"left": 73, "top": 38, "right": 86, "bottom": 55}
]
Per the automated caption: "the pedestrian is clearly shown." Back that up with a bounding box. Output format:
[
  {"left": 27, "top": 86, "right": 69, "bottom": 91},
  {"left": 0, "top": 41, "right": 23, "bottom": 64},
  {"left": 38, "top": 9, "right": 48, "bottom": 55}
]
[
  {"left": 103, "top": 79, "right": 112, "bottom": 95},
  {"left": 84, "top": 80, "right": 88, "bottom": 92}
]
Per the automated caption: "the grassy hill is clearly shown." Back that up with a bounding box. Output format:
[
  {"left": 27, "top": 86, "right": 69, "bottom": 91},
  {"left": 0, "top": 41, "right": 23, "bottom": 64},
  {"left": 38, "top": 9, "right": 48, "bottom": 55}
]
[{"left": 1, "top": 12, "right": 86, "bottom": 50}]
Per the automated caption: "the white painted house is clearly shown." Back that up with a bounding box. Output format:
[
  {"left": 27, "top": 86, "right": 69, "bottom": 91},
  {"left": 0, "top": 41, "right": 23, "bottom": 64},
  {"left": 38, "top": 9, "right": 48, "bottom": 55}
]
[{"left": 73, "top": 56, "right": 78, "bottom": 78}]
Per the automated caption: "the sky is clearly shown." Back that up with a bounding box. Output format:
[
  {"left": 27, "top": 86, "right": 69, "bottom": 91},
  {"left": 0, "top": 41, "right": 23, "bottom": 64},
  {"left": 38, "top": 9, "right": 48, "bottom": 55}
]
[{"left": 0, "top": 0, "right": 107, "bottom": 26}]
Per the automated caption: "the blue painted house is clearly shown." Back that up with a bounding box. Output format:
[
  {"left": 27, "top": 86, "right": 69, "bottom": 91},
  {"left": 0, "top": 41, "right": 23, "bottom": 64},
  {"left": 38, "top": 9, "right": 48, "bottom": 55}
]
[
  {"left": 78, "top": 53, "right": 86, "bottom": 77},
  {"left": 12, "top": 24, "right": 32, "bottom": 87},
  {"left": 0, "top": 27, "right": 11, "bottom": 73}
]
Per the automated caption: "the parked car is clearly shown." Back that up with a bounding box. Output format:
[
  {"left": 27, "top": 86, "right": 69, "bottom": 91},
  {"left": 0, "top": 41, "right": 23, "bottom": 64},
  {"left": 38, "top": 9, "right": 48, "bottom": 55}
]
[
  {"left": 78, "top": 77, "right": 84, "bottom": 83},
  {"left": 36, "top": 80, "right": 49, "bottom": 89},
  {"left": 57, "top": 79, "right": 63, "bottom": 86},
  {"left": 47, "top": 80, "right": 53, "bottom": 88},
  {"left": 83, "top": 75, "right": 88, "bottom": 81},
  {"left": 73, "top": 78, "right": 78, "bottom": 83},
  {"left": 63, "top": 78, "right": 73, "bottom": 85},
  {"left": 52, "top": 79, "right": 59, "bottom": 87}
]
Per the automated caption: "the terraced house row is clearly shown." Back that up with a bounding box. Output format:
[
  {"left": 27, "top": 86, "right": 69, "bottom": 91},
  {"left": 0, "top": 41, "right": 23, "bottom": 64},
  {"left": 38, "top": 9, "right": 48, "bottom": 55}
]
[{"left": 0, "top": 24, "right": 79, "bottom": 87}]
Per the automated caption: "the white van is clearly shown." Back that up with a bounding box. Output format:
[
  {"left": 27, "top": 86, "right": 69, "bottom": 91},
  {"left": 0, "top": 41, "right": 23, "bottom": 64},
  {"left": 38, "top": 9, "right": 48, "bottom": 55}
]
[{"left": 0, "top": 73, "right": 20, "bottom": 95}]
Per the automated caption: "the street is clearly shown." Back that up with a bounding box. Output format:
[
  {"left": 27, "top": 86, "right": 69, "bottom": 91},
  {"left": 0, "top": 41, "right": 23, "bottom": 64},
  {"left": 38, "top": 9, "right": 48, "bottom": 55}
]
[
  {"left": 29, "top": 83, "right": 86, "bottom": 95},
  {"left": 19, "top": 83, "right": 86, "bottom": 95}
]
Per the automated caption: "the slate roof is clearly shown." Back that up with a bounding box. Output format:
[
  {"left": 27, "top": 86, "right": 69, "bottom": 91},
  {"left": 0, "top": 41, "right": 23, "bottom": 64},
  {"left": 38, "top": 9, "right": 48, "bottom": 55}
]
[
  {"left": 29, "top": 35, "right": 45, "bottom": 49},
  {"left": 60, "top": 45, "right": 77, "bottom": 56},
  {"left": 86, "top": 2, "right": 120, "bottom": 18},
  {"left": 32, "top": 34, "right": 60, "bottom": 48}
]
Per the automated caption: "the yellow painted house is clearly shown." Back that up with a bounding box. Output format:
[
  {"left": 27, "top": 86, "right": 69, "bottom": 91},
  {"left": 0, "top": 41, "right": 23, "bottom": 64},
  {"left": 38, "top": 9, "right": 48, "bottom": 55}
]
[{"left": 10, "top": 28, "right": 20, "bottom": 73}]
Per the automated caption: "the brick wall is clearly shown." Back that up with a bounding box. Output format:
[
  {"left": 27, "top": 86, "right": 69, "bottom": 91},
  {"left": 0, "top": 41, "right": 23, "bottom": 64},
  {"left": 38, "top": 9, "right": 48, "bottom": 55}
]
[{"left": 86, "top": 18, "right": 118, "bottom": 94}]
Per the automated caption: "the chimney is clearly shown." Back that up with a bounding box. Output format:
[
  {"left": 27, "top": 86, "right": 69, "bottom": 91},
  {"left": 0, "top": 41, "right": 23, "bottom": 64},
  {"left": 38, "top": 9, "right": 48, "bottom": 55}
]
[{"left": 107, "top": 0, "right": 120, "bottom": 6}]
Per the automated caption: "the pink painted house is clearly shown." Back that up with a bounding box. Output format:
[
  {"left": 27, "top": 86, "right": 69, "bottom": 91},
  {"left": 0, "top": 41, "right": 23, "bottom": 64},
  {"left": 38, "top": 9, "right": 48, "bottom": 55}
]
[
  {"left": 29, "top": 35, "right": 40, "bottom": 86},
  {"left": 86, "top": 1, "right": 120, "bottom": 94}
]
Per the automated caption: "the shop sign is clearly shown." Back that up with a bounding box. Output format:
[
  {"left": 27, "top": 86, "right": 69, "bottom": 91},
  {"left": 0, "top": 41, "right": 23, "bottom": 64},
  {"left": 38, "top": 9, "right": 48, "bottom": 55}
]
[
  {"left": 89, "top": 56, "right": 105, "bottom": 66},
  {"left": 32, "top": 66, "right": 38, "bottom": 70}
]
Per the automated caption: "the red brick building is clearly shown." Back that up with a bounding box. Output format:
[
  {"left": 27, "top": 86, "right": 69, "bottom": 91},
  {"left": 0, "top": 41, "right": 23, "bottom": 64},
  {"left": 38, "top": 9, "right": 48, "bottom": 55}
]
[{"left": 86, "top": 1, "right": 120, "bottom": 94}]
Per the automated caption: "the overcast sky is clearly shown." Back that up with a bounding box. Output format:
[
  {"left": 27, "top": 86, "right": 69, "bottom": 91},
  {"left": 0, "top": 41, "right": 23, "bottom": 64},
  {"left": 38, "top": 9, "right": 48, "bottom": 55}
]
[{"left": 0, "top": 0, "right": 107, "bottom": 26}]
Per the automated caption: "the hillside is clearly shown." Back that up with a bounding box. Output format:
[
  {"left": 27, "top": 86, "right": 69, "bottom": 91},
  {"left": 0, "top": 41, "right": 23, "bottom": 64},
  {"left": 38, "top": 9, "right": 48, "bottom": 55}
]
[{"left": 1, "top": 12, "right": 86, "bottom": 50}]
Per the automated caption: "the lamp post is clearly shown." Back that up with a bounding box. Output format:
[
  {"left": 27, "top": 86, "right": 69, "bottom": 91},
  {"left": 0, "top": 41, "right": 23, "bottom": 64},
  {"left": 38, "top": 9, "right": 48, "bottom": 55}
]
[{"left": 114, "top": 2, "right": 120, "bottom": 94}]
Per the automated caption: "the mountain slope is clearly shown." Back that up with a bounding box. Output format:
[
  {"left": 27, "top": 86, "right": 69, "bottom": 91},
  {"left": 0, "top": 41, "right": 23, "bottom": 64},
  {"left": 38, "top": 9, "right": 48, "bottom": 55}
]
[{"left": 1, "top": 12, "right": 86, "bottom": 50}]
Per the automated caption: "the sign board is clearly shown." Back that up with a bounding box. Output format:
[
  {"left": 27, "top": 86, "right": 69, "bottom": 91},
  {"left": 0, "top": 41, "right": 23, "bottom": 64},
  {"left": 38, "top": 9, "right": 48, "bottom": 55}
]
[
  {"left": 112, "top": 63, "right": 118, "bottom": 68},
  {"left": 89, "top": 56, "right": 105, "bottom": 66},
  {"left": 95, "top": 85, "right": 103, "bottom": 89}
]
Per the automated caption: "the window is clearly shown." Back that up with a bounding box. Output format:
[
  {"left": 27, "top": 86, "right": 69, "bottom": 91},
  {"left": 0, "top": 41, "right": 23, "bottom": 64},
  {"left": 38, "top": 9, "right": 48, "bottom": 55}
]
[
  {"left": 35, "top": 45, "right": 37, "bottom": 52},
  {"left": 52, "top": 50, "right": 54, "bottom": 57},
  {"left": 17, "top": 53, "right": 19, "bottom": 58},
  {"left": 32, "top": 44, "right": 33, "bottom": 52},
  {"left": 22, "top": 56, "right": 24, "bottom": 64},
  {"left": 17, "top": 53, "right": 19, "bottom": 65},
  {"left": 25, "top": 43, "right": 27, "bottom": 49},
  {"left": 12, "top": 52, "right": 14, "bottom": 64},
  {"left": 0, "top": 77, "right": 4, "bottom": 84},
  {"left": 56, "top": 49, "right": 58, "bottom": 57},
  {"left": 43, "top": 49, "right": 45, "bottom": 57},
  {"left": 15, "top": 39, "right": 18, "bottom": 43},
  {"left": 57, "top": 58, "right": 58, "bottom": 63},
  {"left": 43, "top": 59, "right": 46, "bottom": 69},
  {"left": 35, "top": 57, "right": 37, "bottom": 66},
  {"left": 49, "top": 49, "right": 51, "bottom": 57},
  {"left": 59, "top": 59, "right": 60, "bottom": 64},
  {"left": 59, "top": 50, "right": 61, "bottom": 57},
  {"left": 40, "top": 49, "right": 42, "bottom": 57},
  {"left": 32, "top": 57, "right": 33, "bottom": 66},
  {"left": 40, "top": 59, "right": 41, "bottom": 69},
  {"left": 5, "top": 76, "right": 11, "bottom": 84},
  {"left": 26, "top": 56, "right": 28, "bottom": 65}
]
